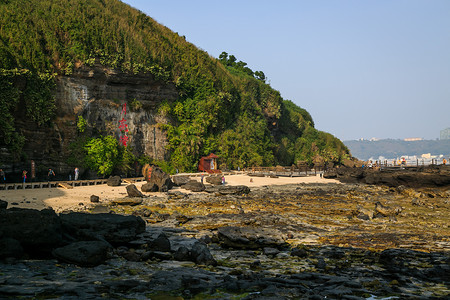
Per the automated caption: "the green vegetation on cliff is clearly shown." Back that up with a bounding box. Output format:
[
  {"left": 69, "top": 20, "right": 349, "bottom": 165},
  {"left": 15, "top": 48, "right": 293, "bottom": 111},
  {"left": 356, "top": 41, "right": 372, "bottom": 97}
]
[{"left": 0, "top": 0, "right": 350, "bottom": 173}]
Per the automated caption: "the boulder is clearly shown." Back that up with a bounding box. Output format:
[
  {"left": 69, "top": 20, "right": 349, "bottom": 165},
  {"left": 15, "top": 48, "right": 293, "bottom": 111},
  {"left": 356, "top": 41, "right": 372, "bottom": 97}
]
[
  {"left": 126, "top": 184, "right": 144, "bottom": 198},
  {"left": 141, "top": 182, "right": 158, "bottom": 192},
  {"left": 172, "top": 241, "right": 216, "bottom": 266},
  {"left": 183, "top": 180, "right": 205, "bottom": 192},
  {"left": 0, "top": 208, "right": 63, "bottom": 255},
  {"left": 147, "top": 232, "right": 171, "bottom": 252},
  {"left": 217, "top": 226, "right": 287, "bottom": 249},
  {"left": 0, "top": 237, "right": 24, "bottom": 259},
  {"left": 53, "top": 241, "right": 111, "bottom": 267},
  {"left": 107, "top": 176, "right": 122, "bottom": 187},
  {"left": 172, "top": 175, "right": 190, "bottom": 186},
  {"left": 90, "top": 195, "right": 100, "bottom": 203},
  {"left": 206, "top": 176, "right": 222, "bottom": 185},
  {"left": 59, "top": 212, "right": 146, "bottom": 244},
  {"left": 173, "top": 245, "right": 190, "bottom": 261},
  {"left": 191, "top": 241, "right": 217, "bottom": 266},
  {"left": 0, "top": 199, "right": 8, "bottom": 209},
  {"left": 143, "top": 165, "right": 173, "bottom": 192}
]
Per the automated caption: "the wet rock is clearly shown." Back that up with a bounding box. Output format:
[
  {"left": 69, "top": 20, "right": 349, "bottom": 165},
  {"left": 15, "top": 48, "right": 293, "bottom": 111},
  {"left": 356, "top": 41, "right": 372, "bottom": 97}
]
[
  {"left": 60, "top": 212, "right": 146, "bottom": 244},
  {"left": 191, "top": 241, "right": 217, "bottom": 266},
  {"left": 147, "top": 232, "right": 171, "bottom": 252},
  {"left": 52, "top": 241, "right": 111, "bottom": 267},
  {"left": 183, "top": 180, "right": 205, "bottom": 192},
  {"left": 173, "top": 245, "right": 190, "bottom": 261},
  {"left": 172, "top": 175, "right": 190, "bottom": 186},
  {"left": 107, "top": 175, "right": 122, "bottom": 187},
  {"left": 263, "top": 247, "right": 280, "bottom": 257},
  {"left": 126, "top": 184, "right": 145, "bottom": 198},
  {"left": 0, "top": 208, "right": 63, "bottom": 256},
  {"left": 117, "top": 247, "right": 141, "bottom": 262}
]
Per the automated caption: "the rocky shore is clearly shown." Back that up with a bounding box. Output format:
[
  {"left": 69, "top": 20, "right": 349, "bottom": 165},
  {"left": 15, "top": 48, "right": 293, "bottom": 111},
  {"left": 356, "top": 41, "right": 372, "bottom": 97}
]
[{"left": 0, "top": 173, "right": 449, "bottom": 299}]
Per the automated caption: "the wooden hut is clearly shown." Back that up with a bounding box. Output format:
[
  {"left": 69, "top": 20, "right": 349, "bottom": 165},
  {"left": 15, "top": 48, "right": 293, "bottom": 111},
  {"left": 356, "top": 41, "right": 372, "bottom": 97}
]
[{"left": 198, "top": 153, "right": 220, "bottom": 173}]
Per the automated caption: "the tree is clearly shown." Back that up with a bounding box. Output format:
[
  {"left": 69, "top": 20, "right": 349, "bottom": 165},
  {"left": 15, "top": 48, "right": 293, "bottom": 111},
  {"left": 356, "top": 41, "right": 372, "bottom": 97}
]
[{"left": 84, "top": 136, "right": 120, "bottom": 176}]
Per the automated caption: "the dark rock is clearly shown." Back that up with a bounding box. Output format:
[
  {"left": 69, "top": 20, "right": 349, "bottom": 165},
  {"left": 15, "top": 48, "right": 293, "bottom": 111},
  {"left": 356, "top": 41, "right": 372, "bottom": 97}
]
[
  {"left": 0, "top": 199, "right": 8, "bottom": 209},
  {"left": 132, "top": 208, "right": 152, "bottom": 217},
  {"left": 90, "top": 195, "right": 100, "bottom": 203},
  {"left": 145, "top": 166, "right": 173, "bottom": 192},
  {"left": 0, "top": 208, "right": 63, "bottom": 255},
  {"left": 107, "top": 176, "right": 122, "bottom": 186},
  {"left": 191, "top": 241, "right": 217, "bottom": 266},
  {"left": 172, "top": 175, "right": 190, "bottom": 186},
  {"left": 52, "top": 241, "right": 110, "bottom": 267},
  {"left": 141, "top": 182, "right": 158, "bottom": 192},
  {"left": 206, "top": 176, "right": 222, "bottom": 185},
  {"left": 291, "top": 247, "right": 308, "bottom": 258},
  {"left": 316, "top": 257, "right": 326, "bottom": 270},
  {"left": 173, "top": 245, "right": 190, "bottom": 261},
  {"left": 118, "top": 249, "right": 141, "bottom": 262},
  {"left": 183, "top": 180, "right": 205, "bottom": 192},
  {"left": 141, "top": 250, "right": 173, "bottom": 261},
  {"left": 147, "top": 232, "right": 171, "bottom": 252},
  {"left": 111, "top": 197, "right": 143, "bottom": 206},
  {"left": 0, "top": 237, "right": 24, "bottom": 259},
  {"left": 263, "top": 247, "right": 280, "bottom": 257},
  {"left": 59, "top": 212, "right": 146, "bottom": 244},
  {"left": 199, "top": 235, "right": 212, "bottom": 244},
  {"left": 126, "top": 184, "right": 145, "bottom": 198},
  {"left": 218, "top": 226, "right": 287, "bottom": 249}
]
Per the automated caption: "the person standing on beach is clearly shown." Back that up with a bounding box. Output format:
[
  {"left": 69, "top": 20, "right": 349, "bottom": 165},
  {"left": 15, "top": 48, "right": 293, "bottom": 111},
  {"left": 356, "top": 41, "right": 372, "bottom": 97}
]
[
  {"left": 0, "top": 169, "right": 5, "bottom": 184},
  {"left": 74, "top": 167, "right": 79, "bottom": 180},
  {"left": 201, "top": 174, "right": 204, "bottom": 184},
  {"left": 221, "top": 175, "right": 225, "bottom": 185},
  {"left": 47, "top": 168, "right": 55, "bottom": 181},
  {"left": 22, "top": 170, "right": 27, "bottom": 183}
]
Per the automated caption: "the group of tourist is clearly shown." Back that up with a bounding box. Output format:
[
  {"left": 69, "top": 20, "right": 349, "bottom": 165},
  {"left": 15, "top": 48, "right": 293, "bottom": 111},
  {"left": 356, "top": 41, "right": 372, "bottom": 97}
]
[{"left": 0, "top": 167, "right": 80, "bottom": 184}]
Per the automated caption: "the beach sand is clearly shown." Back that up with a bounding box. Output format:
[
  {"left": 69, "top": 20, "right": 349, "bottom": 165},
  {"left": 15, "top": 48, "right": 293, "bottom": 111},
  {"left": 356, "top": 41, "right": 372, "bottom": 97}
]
[{"left": 0, "top": 174, "right": 339, "bottom": 212}]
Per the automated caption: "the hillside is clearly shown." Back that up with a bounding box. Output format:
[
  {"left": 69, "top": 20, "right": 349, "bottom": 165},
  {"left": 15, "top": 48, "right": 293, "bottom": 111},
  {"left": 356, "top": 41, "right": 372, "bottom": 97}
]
[
  {"left": 0, "top": 0, "right": 350, "bottom": 176},
  {"left": 344, "top": 139, "right": 450, "bottom": 160}
]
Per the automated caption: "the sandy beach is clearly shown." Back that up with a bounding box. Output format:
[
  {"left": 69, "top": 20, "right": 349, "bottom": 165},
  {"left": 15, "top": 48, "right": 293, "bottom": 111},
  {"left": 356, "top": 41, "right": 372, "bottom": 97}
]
[{"left": 0, "top": 174, "right": 339, "bottom": 212}]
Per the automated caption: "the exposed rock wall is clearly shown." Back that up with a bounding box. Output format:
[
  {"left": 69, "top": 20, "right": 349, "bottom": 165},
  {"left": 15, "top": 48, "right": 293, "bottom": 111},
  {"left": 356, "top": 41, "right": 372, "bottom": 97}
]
[{"left": 4, "top": 64, "right": 178, "bottom": 179}]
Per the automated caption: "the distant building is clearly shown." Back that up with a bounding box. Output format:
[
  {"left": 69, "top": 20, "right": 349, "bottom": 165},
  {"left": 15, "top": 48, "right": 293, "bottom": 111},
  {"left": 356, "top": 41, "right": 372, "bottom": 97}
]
[
  {"left": 404, "top": 138, "right": 423, "bottom": 141},
  {"left": 441, "top": 128, "right": 450, "bottom": 140}
]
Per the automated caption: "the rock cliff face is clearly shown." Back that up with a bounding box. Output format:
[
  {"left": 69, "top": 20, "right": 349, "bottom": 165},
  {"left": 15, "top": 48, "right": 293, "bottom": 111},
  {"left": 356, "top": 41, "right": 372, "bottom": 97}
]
[{"left": 7, "top": 64, "right": 178, "bottom": 178}]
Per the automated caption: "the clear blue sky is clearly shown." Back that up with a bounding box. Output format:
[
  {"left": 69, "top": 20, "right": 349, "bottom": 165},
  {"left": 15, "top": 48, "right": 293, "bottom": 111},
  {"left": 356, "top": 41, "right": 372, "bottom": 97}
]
[{"left": 121, "top": 0, "right": 450, "bottom": 141}]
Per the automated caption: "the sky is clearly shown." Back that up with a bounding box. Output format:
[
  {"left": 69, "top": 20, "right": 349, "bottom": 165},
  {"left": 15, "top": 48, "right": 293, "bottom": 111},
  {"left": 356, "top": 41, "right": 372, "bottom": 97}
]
[{"left": 121, "top": 0, "right": 450, "bottom": 141}]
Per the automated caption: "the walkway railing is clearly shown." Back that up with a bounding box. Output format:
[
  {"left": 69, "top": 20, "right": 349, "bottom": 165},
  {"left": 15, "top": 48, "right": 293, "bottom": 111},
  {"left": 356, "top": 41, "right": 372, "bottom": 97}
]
[{"left": 0, "top": 177, "right": 145, "bottom": 191}]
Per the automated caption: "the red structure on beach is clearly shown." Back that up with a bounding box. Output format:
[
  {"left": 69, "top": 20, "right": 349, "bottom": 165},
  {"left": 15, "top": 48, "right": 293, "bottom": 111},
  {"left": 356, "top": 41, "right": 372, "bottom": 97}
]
[{"left": 198, "top": 153, "right": 220, "bottom": 173}]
